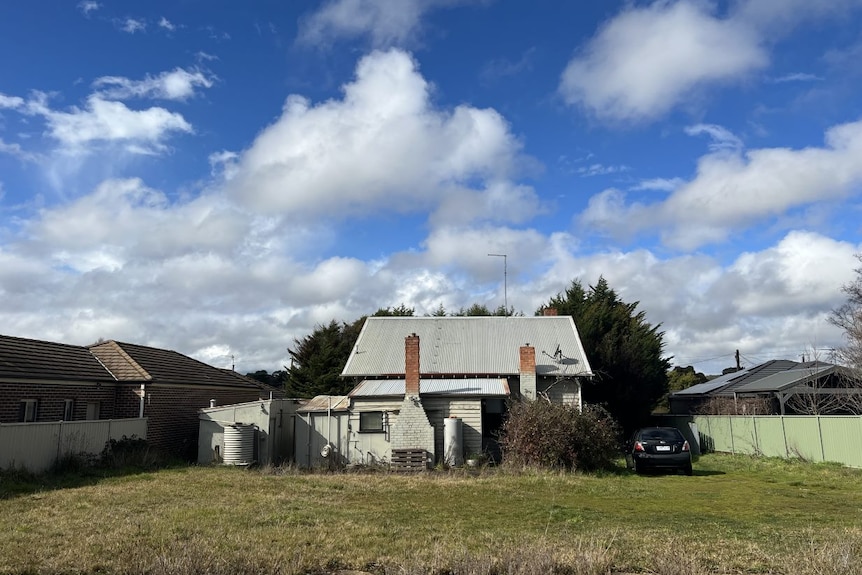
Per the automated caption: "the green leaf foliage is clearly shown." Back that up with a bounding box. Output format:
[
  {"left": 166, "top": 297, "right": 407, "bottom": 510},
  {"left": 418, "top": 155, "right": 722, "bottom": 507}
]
[{"left": 539, "top": 277, "right": 671, "bottom": 432}]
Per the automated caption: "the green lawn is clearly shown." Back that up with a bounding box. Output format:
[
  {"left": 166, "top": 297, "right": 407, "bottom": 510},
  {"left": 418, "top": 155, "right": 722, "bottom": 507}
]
[{"left": 2, "top": 455, "right": 861, "bottom": 574}]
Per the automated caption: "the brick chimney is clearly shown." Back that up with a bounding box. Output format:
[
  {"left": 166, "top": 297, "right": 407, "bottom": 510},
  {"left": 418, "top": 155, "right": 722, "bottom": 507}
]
[
  {"left": 542, "top": 307, "right": 558, "bottom": 316},
  {"left": 405, "top": 333, "right": 420, "bottom": 396},
  {"left": 519, "top": 344, "right": 537, "bottom": 401}
]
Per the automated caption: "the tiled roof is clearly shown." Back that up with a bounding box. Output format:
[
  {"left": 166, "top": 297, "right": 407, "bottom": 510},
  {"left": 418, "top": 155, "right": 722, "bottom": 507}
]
[
  {"left": 0, "top": 334, "right": 115, "bottom": 382},
  {"left": 342, "top": 316, "right": 592, "bottom": 378},
  {"left": 89, "top": 341, "right": 264, "bottom": 389}
]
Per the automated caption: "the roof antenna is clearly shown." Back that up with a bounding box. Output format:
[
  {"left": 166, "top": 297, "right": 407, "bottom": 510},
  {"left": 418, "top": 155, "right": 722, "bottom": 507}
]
[
  {"left": 487, "top": 253, "right": 508, "bottom": 315},
  {"left": 231, "top": 354, "right": 235, "bottom": 371}
]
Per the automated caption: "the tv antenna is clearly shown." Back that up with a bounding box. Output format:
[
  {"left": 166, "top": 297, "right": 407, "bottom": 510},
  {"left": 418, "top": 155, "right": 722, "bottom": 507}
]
[{"left": 487, "top": 253, "right": 507, "bottom": 314}]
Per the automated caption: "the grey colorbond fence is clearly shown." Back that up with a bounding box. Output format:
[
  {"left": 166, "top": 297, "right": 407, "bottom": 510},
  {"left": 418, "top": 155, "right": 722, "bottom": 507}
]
[
  {"left": 0, "top": 418, "right": 147, "bottom": 473},
  {"left": 661, "top": 415, "right": 862, "bottom": 469}
]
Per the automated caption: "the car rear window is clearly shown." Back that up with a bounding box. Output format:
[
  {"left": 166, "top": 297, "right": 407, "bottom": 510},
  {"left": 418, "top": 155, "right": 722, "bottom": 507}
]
[{"left": 640, "top": 428, "right": 683, "bottom": 441}]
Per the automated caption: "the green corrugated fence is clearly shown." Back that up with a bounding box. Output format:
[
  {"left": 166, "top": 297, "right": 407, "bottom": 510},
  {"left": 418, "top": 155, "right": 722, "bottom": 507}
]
[{"left": 660, "top": 415, "right": 862, "bottom": 468}]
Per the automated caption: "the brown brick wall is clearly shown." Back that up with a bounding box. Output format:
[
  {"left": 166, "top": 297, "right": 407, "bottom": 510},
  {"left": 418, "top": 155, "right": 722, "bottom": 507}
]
[
  {"left": 0, "top": 382, "right": 117, "bottom": 423},
  {"left": 405, "top": 334, "right": 420, "bottom": 395},
  {"left": 143, "top": 385, "right": 264, "bottom": 457}
]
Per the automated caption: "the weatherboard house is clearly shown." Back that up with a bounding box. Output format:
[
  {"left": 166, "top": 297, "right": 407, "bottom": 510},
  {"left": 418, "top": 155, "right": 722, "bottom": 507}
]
[{"left": 310, "top": 314, "right": 593, "bottom": 468}]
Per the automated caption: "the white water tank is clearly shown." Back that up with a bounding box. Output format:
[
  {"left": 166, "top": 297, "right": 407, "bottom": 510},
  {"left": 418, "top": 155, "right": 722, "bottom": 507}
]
[
  {"left": 224, "top": 424, "right": 255, "bottom": 465},
  {"left": 443, "top": 417, "right": 464, "bottom": 467}
]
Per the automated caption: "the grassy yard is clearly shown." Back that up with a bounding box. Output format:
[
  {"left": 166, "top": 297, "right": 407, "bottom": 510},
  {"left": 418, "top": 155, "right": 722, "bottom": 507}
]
[{"left": 2, "top": 454, "right": 862, "bottom": 574}]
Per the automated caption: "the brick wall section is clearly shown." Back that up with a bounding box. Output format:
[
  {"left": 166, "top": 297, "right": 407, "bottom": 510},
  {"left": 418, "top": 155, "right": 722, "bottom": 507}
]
[
  {"left": 0, "top": 381, "right": 117, "bottom": 423},
  {"left": 405, "top": 334, "right": 420, "bottom": 395},
  {"left": 542, "top": 308, "right": 558, "bottom": 316},
  {"left": 390, "top": 334, "right": 435, "bottom": 461},
  {"left": 519, "top": 345, "right": 537, "bottom": 401},
  {"left": 390, "top": 394, "right": 435, "bottom": 461},
  {"left": 143, "top": 384, "right": 263, "bottom": 457}
]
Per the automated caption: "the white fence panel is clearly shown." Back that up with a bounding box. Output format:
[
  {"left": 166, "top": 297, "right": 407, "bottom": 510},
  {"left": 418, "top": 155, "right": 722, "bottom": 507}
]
[{"left": 0, "top": 419, "right": 147, "bottom": 473}]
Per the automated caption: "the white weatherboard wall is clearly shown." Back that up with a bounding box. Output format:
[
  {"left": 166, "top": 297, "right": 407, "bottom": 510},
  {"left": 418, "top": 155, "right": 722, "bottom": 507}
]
[
  {"left": 198, "top": 399, "right": 299, "bottom": 465},
  {"left": 0, "top": 418, "right": 147, "bottom": 473},
  {"left": 345, "top": 397, "right": 483, "bottom": 466}
]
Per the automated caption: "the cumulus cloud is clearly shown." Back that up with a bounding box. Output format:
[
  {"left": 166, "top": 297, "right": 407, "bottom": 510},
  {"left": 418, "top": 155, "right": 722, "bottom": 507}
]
[
  {"left": 93, "top": 68, "right": 215, "bottom": 101},
  {"left": 560, "top": 1, "right": 766, "bottom": 122},
  {"left": 298, "top": 0, "right": 481, "bottom": 47},
  {"left": 225, "top": 49, "right": 536, "bottom": 224},
  {"left": 2, "top": 87, "right": 192, "bottom": 157},
  {"left": 684, "top": 123, "right": 743, "bottom": 152},
  {"left": 158, "top": 17, "right": 176, "bottom": 32},
  {"left": 581, "top": 118, "right": 862, "bottom": 249},
  {"left": 559, "top": 0, "right": 862, "bottom": 122}
]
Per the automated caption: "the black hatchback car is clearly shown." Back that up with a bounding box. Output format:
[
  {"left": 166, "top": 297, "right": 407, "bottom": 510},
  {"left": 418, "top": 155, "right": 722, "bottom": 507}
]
[{"left": 625, "top": 427, "right": 692, "bottom": 475}]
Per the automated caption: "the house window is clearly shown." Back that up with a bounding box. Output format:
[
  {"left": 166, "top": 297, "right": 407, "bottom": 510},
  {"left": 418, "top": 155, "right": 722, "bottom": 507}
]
[
  {"left": 359, "top": 411, "right": 384, "bottom": 432},
  {"left": 62, "top": 399, "right": 74, "bottom": 421},
  {"left": 19, "top": 399, "right": 38, "bottom": 422},
  {"left": 86, "top": 401, "right": 101, "bottom": 420}
]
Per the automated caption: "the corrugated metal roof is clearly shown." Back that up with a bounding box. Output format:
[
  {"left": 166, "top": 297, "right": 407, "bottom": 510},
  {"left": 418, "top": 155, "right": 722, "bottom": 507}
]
[
  {"left": 341, "top": 316, "right": 592, "bottom": 378},
  {"left": 350, "top": 378, "right": 510, "bottom": 397},
  {"left": 734, "top": 364, "right": 835, "bottom": 393},
  {"left": 297, "top": 395, "right": 350, "bottom": 412}
]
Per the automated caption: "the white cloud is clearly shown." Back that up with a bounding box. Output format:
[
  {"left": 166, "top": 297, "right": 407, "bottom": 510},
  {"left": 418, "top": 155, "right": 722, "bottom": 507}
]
[
  {"left": 158, "top": 17, "right": 176, "bottom": 32},
  {"left": 77, "top": 1, "right": 100, "bottom": 16},
  {"left": 298, "top": 0, "right": 481, "bottom": 47},
  {"left": 560, "top": 1, "right": 766, "bottom": 122},
  {"left": 577, "top": 163, "right": 629, "bottom": 177},
  {"left": 120, "top": 18, "right": 146, "bottom": 34},
  {"left": 225, "top": 49, "right": 535, "bottom": 225},
  {"left": 685, "top": 123, "right": 743, "bottom": 152},
  {"left": 0, "top": 137, "right": 38, "bottom": 162},
  {"left": 630, "top": 177, "right": 685, "bottom": 192},
  {"left": 0, "top": 93, "right": 25, "bottom": 109},
  {"left": 581, "top": 118, "right": 862, "bottom": 249},
  {"left": 771, "top": 72, "right": 823, "bottom": 83},
  {"left": 3, "top": 90, "right": 192, "bottom": 157},
  {"left": 559, "top": 0, "right": 862, "bottom": 122},
  {"left": 93, "top": 68, "right": 215, "bottom": 101},
  {"left": 41, "top": 95, "right": 192, "bottom": 153}
]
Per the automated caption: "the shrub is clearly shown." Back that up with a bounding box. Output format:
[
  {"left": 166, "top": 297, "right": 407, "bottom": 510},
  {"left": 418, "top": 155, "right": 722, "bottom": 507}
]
[{"left": 499, "top": 401, "right": 620, "bottom": 472}]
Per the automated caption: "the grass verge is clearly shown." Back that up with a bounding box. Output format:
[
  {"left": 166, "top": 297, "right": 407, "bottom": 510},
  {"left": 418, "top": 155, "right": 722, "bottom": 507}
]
[{"left": 1, "top": 454, "right": 861, "bottom": 574}]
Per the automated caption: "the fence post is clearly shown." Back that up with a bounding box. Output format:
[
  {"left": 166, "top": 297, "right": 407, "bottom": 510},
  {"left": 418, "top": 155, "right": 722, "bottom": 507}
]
[
  {"left": 729, "top": 416, "right": 735, "bottom": 455},
  {"left": 781, "top": 415, "right": 789, "bottom": 458},
  {"left": 816, "top": 416, "right": 826, "bottom": 463}
]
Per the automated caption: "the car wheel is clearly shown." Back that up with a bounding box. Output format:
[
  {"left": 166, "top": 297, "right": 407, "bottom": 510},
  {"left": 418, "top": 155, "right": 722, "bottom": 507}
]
[
  {"left": 684, "top": 463, "right": 693, "bottom": 476},
  {"left": 632, "top": 459, "right": 642, "bottom": 475}
]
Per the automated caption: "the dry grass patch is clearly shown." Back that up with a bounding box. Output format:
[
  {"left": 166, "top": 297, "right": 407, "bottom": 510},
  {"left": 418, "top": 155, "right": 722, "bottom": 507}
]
[{"left": 2, "top": 455, "right": 862, "bottom": 574}]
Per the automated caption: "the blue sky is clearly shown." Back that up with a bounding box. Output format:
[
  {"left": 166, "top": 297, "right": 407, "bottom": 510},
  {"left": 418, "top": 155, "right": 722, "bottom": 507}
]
[{"left": 1, "top": 0, "right": 861, "bottom": 375}]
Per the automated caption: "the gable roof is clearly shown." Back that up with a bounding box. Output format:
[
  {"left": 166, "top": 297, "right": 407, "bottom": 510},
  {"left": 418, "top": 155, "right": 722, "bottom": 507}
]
[
  {"left": 0, "top": 334, "right": 116, "bottom": 382},
  {"left": 341, "top": 316, "right": 592, "bottom": 378},
  {"left": 89, "top": 340, "right": 264, "bottom": 390}
]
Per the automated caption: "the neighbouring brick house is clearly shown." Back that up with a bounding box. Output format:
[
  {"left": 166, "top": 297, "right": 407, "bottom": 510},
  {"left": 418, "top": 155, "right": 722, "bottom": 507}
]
[
  {"left": 321, "top": 315, "right": 593, "bottom": 468},
  {"left": 0, "top": 334, "right": 275, "bottom": 456}
]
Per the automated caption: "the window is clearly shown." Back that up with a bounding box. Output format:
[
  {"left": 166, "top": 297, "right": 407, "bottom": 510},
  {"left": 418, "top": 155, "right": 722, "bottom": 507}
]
[
  {"left": 359, "top": 411, "right": 384, "bottom": 432},
  {"left": 86, "top": 401, "right": 101, "bottom": 420},
  {"left": 62, "top": 399, "right": 74, "bottom": 421},
  {"left": 19, "top": 399, "right": 38, "bottom": 422}
]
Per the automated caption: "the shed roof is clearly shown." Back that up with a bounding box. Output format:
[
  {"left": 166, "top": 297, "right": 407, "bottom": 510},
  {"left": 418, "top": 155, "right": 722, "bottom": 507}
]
[
  {"left": 713, "top": 360, "right": 802, "bottom": 395},
  {"left": 0, "top": 333, "right": 116, "bottom": 382},
  {"left": 341, "top": 316, "right": 592, "bottom": 378},
  {"left": 349, "top": 378, "right": 510, "bottom": 398},
  {"left": 297, "top": 395, "right": 350, "bottom": 413}
]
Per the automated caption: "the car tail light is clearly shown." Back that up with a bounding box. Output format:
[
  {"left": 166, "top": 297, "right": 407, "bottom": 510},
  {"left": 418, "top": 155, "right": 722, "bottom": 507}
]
[
  {"left": 682, "top": 440, "right": 690, "bottom": 452},
  {"left": 634, "top": 441, "right": 645, "bottom": 452}
]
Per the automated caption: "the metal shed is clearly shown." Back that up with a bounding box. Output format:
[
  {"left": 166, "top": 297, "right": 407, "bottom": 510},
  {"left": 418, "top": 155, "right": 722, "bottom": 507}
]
[{"left": 198, "top": 398, "right": 301, "bottom": 465}]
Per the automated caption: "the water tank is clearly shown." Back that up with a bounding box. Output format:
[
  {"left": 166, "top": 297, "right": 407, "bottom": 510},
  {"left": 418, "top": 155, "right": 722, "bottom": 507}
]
[
  {"left": 223, "top": 424, "right": 255, "bottom": 465},
  {"left": 443, "top": 417, "right": 464, "bottom": 467}
]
